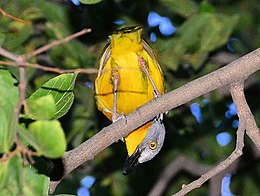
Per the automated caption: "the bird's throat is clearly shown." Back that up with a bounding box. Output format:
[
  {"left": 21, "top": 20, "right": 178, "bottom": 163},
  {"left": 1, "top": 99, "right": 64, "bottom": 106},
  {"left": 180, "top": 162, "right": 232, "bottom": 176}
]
[{"left": 125, "top": 121, "right": 152, "bottom": 156}]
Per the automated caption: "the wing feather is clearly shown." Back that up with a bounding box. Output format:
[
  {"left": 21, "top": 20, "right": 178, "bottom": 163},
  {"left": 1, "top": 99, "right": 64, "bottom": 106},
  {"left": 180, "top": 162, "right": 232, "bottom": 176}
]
[
  {"left": 142, "top": 39, "right": 163, "bottom": 74},
  {"left": 97, "top": 44, "right": 111, "bottom": 78}
]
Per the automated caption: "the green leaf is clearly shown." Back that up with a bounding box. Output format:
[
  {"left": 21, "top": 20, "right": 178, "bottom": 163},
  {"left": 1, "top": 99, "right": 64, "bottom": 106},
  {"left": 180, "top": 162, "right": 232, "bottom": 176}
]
[
  {"left": 160, "top": 12, "right": 239, "bottom": 69},
  {"left": 199, "top": 0, "right": 216, "bottom": 13},
  {"left": 0, "top": 160, "right": 9, "bottom": 189},
  {"left": 0, "top": 68, "right": 17, "bottom": 85},
  {"left": 27, "top": 73, "right": 77, "bottom": 119},
  {"left": 0, "top": 155, "right": 49, "bottom": 196},
  {"left": 200, "top": 14, "right": 239, "bottom": 51},
  {"left": 111, "top": 171, "right": 128, "bottom": 196},
  {"left": 23, "top": 166, "right": 49, "bottom": 196},
  {"left": 178, "top": 13, "right": 239, "bottom": 52},
  {"left": 79, "top": 0, "right": 102, "bottom": 5},
  {"left": 27, "top": 94, "right": 57, "bottom": 120},
  {"left": 4, "top": 22, "right": 34, "bottom": 50},
  {"left": 161, "top": 0, "right": 197, "bottom": 17},
  {"left": 25, "top": 120, "right": 66, "bottom": 158},
  {"left": 0, "top": 69, "right": 19, "bottom": 153},
  {"left": 31, "top": 0, "right": 69, "bottom": 23},
  {"left": 33, "top": 74, "right": 56, "bottom": 88},
  {"left": 0, "top": 33, "right": 5, "bottom": 46},
  {"left": 55, "top": 195, "right": 76, "bottom": 196}
]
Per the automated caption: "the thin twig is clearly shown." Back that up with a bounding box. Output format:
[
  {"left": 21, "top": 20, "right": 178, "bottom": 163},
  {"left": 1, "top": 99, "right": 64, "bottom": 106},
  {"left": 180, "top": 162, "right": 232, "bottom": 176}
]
[
  {"left": 0, "top": 146, "right": 20, "bottom": 162},
  {"left": 0, "top": 60, "right": 143, "bottom": 75},
  {"left": 230, "top": 82, "right": 260, "bottom": 150},
  {"left": 0, "top": 8, "right": 29, "bottom": 24},
  {"left": 22, "top": 28, "right": 92, "bottom": 60},
  {"left": 173, "top": 122, "right": 245, "bottom": 196},
  {"left": 148, "top": 156, "right": 212, "bottom": 196},
  {"left": 1, "top": 136, "right": 40, "bottom": 163},
  {"left": 0, "top": 60, "right": 98, "bottom": 74},
  {"left": 209, "top": 159, "right": 239, "bottom": 196},
  {"left": 0, "top": 47, "right": 20, "bottom": 61}
]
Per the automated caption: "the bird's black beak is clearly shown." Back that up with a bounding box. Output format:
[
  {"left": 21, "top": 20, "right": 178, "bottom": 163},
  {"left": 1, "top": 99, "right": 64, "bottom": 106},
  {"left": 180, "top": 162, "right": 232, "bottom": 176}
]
[{"left": 123, "top": 149, "right": 141, "bottom": 175}]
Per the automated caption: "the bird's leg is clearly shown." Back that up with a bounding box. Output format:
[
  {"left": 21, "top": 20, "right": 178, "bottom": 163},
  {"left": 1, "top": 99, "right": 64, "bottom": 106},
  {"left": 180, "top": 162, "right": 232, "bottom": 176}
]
[
  {"left": 112, "top": 71, "right": 127, "bottom": 140},
  {"left": 112, "top": 71, "right": 120, "bottom": 122},
  {"left": 138, "top": 56, "right": 167, "bottom": 117},
  {"left": 138, "top": 56, "right": 160, "bottom": 98}
]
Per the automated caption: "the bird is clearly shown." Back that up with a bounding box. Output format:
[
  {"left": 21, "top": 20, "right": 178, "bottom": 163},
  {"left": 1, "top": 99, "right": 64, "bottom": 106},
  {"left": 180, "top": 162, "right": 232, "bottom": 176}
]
[{"left": 95, "top": 26, "right": 165, "bottom": 175}]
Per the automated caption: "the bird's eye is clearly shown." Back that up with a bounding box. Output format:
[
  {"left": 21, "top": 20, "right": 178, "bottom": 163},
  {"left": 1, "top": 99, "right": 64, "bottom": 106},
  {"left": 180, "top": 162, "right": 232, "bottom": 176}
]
[{"left": 149, "top": 141, "right": 157, "bottom": 150}]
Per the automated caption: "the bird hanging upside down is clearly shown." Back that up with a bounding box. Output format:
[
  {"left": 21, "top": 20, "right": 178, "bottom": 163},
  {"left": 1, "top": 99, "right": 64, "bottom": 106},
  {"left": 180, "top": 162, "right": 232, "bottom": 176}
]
[{"left": 95, "top": 26, "right": 165, "bottom": 175}]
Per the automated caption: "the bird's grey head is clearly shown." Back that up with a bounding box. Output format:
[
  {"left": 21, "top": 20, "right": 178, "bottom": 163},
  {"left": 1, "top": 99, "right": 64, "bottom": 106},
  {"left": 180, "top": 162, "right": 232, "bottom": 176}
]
[{"left": 123, "top": 115, "right": 165, "bottom": 175}]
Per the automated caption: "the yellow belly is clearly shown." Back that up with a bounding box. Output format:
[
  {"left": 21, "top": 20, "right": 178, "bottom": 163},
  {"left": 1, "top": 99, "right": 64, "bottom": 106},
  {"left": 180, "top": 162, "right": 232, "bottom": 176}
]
[{"left": 95, "top": 50, "right": 164, "bottom": 120}]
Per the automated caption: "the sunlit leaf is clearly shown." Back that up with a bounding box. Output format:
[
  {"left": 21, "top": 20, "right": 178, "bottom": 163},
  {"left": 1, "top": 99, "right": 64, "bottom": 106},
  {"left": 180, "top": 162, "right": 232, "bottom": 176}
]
[
  {"left": 0, "top": 69, "right": 18, "bottom": 153},
  {"left": 161, "top": 0, "right": 197, "bottom": 17},
  {"left": 200, "top": 14, "right": 239, "bottom": 51},
  {"left": 23, "top": 120, "right": 66, "bottom": 158},
  {"left": 27, "top": 73, "right": 77, "bottom": 119},
  {"left": 27, "top": 94, "right": 57, "bottom": 120},
  {"left": 32, "top": 0, "right": 69, "bottom": 23},
  {"left": 0, "top": 155, "right": 49, "bottom": 196},
  {"left": 79, "top": 0, "right": 102, "bottom": 5},
  {"left": 0, "top": 160, "right": 9, "bottom": 189}
]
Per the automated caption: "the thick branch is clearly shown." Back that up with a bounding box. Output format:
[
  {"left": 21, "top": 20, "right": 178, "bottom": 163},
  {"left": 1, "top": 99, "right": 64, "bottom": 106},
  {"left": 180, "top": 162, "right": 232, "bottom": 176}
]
[{"left": 49, "top": 48, "right": 260, "bottom": 193}]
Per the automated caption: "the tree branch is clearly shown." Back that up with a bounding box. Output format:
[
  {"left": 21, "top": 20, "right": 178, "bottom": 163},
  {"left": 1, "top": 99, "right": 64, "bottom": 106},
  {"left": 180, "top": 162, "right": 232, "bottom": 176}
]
[
  {"left": 0, "top": 8, "right": 29, "bottom": 24},
  {"left": 0, "top": 60, "right": 97, "bottom": 74},
  {"left": 49, "top": 48, "right": 260, "bottom": 193},
  {"left": 0, "top": 47, "right": 20, "bottom": 61},
  {"left": 22, "top": 28, "right": 92, "bottom": 60},
  {"left": 173, "top": 119, "right": 245, "bottom": 196},
  {"left": 149, "top": 81, "right": 255, "bottom": 196},
  {"left": 0, "top": 28, "right": 91, "bottom": 62},
  {"left": 209, "top": 159, "right": 239, "bottom": 196}
]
